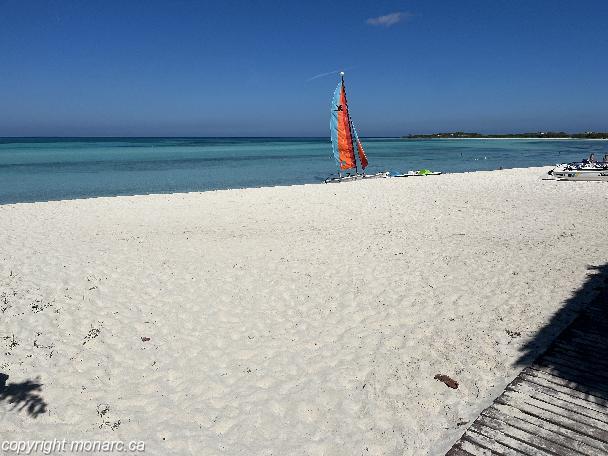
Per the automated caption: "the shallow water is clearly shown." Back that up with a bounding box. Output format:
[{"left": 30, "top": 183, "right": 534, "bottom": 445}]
[{"left": 0, "top": 137, "right": 605, "bottom": 204}]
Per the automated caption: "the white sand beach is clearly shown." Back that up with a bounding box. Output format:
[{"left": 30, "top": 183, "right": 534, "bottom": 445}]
[{"left": 1, "top": 167, "right": 607, "bottom": 455}]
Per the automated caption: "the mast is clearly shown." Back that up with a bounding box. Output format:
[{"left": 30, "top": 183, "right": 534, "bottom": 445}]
[{"left": 340, "top": 72, "right": 360, "bottom": 174}]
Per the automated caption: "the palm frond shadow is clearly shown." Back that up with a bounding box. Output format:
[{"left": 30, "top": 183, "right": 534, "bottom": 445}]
[
  {"left": 0, "top": 373, "right": 48, "bottom": 418},
  {"left": 515, "top": 263, "right": 608, "bottom": 399}
]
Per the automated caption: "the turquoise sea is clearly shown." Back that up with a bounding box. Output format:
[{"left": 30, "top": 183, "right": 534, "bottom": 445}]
[{"left": 0, "top": 137, "right": 606, "bottom": 204}]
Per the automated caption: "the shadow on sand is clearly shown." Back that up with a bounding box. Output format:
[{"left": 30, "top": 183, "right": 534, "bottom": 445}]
[
  {"left": 445, "top": 264, "right": 608, "bottom": 455},
  {"left": 0, "top": 373, "right": 48, "bottom": 418},
  {"left": 515, "top": 262, "right": 608, "bottom": 398}
]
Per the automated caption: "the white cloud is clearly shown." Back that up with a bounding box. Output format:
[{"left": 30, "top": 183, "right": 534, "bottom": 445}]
[{"left": 366, "top": 12, "right": 412, "bottom": 27}]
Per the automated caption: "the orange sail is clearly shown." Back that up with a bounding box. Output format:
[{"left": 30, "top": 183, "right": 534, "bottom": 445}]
[
  {"left": 330, "top": 74, "right": 367, "bottom": 171},
  {"left": 330, "top": 79, "right": 356, "bottom": 170}
]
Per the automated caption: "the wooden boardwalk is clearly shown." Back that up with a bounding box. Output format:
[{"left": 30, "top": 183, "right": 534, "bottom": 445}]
[{"left": 447, "top": 287, "right": 608, "bottom": 455}]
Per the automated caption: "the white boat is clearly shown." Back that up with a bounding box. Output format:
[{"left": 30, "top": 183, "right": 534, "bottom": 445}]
[{"left": 549, "top": 162, "right": 608, "bottom": 181}]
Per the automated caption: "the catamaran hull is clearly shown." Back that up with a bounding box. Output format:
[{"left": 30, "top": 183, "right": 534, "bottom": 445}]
[
  {"left": 553, "top": 171, "right": 608, "bottom": 182},
  {"left": 324, "top": 172, "right": 389, "bottom": 184},
  {"left": 552, "top": 171, "right": 608, "bottom": 181},
  {"left": 392, "top": 172, "right": 442, "bottom": 177}
]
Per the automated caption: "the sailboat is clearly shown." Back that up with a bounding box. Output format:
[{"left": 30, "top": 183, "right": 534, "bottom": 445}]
[{"left": 324, "top": 72, "right": 388, "bottom": 183}]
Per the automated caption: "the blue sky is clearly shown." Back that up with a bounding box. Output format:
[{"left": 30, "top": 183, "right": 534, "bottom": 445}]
[{"left": 1, "top": 0, "right": 607, "bottom": 136}]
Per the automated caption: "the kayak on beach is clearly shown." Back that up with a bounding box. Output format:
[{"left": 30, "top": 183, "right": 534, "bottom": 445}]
[{"left": 391, "top": 169, "right": 442, "bottom": 177}]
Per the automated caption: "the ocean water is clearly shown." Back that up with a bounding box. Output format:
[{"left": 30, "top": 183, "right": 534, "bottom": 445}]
[{"left": 0, "top": 137, "right": 605, "bottom": 204}]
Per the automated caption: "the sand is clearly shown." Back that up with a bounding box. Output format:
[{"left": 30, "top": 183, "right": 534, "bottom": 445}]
[{"left": 1, "top": 167, "right": 607, "bottom": 455}]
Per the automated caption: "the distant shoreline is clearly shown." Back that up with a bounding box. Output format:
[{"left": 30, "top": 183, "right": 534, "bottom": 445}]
[
  {"left": 403, "top": 132, "right": 608, "bottom": 140},
  {"left": 400, "top": 137, "right": 608, "bottom": 141}
]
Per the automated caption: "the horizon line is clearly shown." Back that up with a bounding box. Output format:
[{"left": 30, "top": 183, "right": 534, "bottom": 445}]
[{"left": 2, "top": 131, "right": 608, "bottom": 140}]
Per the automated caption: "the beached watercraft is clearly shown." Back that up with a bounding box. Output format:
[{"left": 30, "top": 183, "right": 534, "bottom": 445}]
[
  {"left": 391, "top": 169, "right": 442, "bottom": 177},
  {"left": 549, "top": 162, "right": 608, "bottom": 181},
  {"left": 324, "top": 72, "right": 387, "bottom": 184},
  {"left": 324, "top": 171, "right": 389, "bottom": 184}
]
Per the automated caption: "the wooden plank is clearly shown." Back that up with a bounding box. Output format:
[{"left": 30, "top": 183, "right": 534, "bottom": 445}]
[
  {"left": 484, "top": 405, "right": 608, "bottom": 455},
  {"left": 494, "top": 398, "right": 608, "bottom": 444},
  {"left": 552, "top": 343, "right": 608, "bottom": 364},
  {"left": 550, "top": 348, "right": 608, "bottom": 371},
  {"left": 500, "top": 390, "right": 608, "bottom": 432},
  {"left": 475, "top": 413, "right": 587, "bottom": 455},
  {"left": 445, "top": 446, "right": 477, "bottom": 456},
  {"left": 569, "top": 324, "right": 608, "bottom": 337},
  {"left": 552, "top": 343, "right": 608, "bottom": 359},
  {"left": 523, "top": 367, "right": 608, "bottom": 400},
  {"left": 520, "top": 371, "right": 608, "bottom": 407},
  {"left": 555, "top": 337, "right": 608, "bottom": 355},
  {"left": 534, "top": 359, "right": 608, "bottom": 391},
  {"left": 455, "top": 438, "right": 495, "bottom": 455},
  {"left": 541, "top": 354, "right": 608, "bottom": 379},
  {"left": 568, "top": 329, "right": 608, "bottom": 346},
  {"left": 469, "top": 422, "right": 556, "bottom": 455},
  {"left": 545, "top": 351, "right": 608, "bottom": 376},
  {"left": 510, "top": 377, "right": 608, "bottom": 419},
  {"left": 462, "top": 428, "right": 531, "bottom": 455},
  {"left": 524, "top": 366, "right": 608, "bottom": 399},
  {"left": 554, "top": 337, "right": 608, "bottom": 354},
  {"left": 529, "top": 364, "right": 608, "bottom": 397},
  {"left": 553, "top": 326, "right": 605, "bottom": 340},
  {"left": 534, "top": 365, "right": 608, "bottom": 391},
  {"left": 534, "top": 363, "right": 608, "bottom": 394},
  {"left": 502, "top": 387, "right": 608, "bottom": 431}
]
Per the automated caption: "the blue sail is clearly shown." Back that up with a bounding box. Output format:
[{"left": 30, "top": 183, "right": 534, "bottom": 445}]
[{"left": 330, "top": 82, "right": 341, "bottom": 168}]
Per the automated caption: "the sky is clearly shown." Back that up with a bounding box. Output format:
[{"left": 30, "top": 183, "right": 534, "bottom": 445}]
[{"left": 1, "top": 0, "right": 607, "bottom": 137}]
